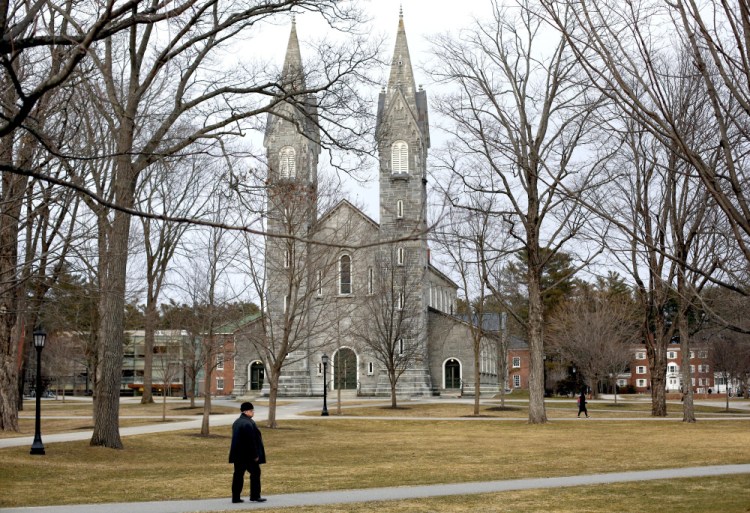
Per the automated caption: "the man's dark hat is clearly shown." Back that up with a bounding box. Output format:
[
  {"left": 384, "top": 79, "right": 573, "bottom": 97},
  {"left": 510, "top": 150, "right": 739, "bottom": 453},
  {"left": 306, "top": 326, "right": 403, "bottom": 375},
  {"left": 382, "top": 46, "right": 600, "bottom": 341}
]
[{"left": 241, "top": 402, "right": 254, "bottom": 412}]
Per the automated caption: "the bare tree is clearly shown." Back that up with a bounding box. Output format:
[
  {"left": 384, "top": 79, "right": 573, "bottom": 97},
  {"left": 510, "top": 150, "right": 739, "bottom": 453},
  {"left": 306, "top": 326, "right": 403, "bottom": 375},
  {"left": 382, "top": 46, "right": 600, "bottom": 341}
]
[
  {"left": 155, "top": 353, "right": 182, "bottom": 422},
  {"left": 352, "top": 248, "right": 422, "bottom": 408},
  {"left": 0, "top": 0, "right": 180, "bottom": 137},
  {"left": 135, "top": 157, "right": 213, "bottom": 404},
  {"left": 34, "top": 1, "right": 376, "bottom": 449},
  {"left": 429, "top": 0, "right": 604, "bottom": 423},
  {"left": 547, "top": 285, "right": 639, "bottom": 401},
  {"left": 434, "top": 197, "right": 494, "bottom": 415},
  {"left": 541, "top": 0, "right": 750, "bottom": 282},
  {"left": 240, "top": 176, "right": 357, "bottom": 427},
  {"left": 709, "top": 333, "right": 750, "bottom": 411}
]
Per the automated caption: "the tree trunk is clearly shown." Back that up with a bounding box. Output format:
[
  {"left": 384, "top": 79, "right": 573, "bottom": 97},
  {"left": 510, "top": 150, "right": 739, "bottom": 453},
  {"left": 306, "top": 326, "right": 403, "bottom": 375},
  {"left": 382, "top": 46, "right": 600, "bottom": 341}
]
[
  {"left": 0, "top": 131, "right": 28, "bottom": 432},
  {"left": 390, "top": 378, "right": 397, "bottom": 409},
  {"left": 90, "top": 151, "right": 136, "bottom": 448},
  {"left": 646, "top": 331, "right": 668, "bottom": 417},
  {"left": 527, "top": 265, "right": 547, "bottom": 424},
  {"left": 473, "top": 338, "right": 481, "bottom": 415},
  {"left": 266, "top": 370, "right": 280, "bottom": 429},
  {"left": 201, "top": 360, "right": 212, "bottom": 436},
  {"left": 141, "top": 302, "right": 157, "bottom": 404},
  {"left": 677, "top": 297, "right": 696, "bottom": 423}
]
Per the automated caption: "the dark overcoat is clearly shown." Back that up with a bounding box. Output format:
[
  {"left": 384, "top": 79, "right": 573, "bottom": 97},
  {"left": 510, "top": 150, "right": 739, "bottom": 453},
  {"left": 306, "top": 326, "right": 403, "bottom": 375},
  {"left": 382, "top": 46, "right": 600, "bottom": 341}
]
[{"left": 228, "top": 414, "right": 266, "bottom": 465}]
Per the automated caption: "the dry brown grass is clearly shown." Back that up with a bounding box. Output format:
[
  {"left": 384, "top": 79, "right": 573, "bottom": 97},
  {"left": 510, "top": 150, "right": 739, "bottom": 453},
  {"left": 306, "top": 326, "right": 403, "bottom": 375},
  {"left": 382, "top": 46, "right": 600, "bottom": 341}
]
[
  {"left": 1, "top": 418, "right": 749, "bottom": 508},
  {"left": 1, "top": 400, "right": 236, "bottom": 438},
  {"left": 316, "top": 400, "right": 750, "bottom": 419}
]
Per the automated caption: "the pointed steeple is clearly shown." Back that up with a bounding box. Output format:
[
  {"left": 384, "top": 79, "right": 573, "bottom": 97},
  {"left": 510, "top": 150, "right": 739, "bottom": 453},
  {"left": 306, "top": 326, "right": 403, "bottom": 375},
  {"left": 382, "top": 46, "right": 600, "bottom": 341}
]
[
  {"left": 387, "top": 8, "right": 416, "bottom": 96},
  {"left": 281, "top": 16, "right": 305, "bottom": 91}
]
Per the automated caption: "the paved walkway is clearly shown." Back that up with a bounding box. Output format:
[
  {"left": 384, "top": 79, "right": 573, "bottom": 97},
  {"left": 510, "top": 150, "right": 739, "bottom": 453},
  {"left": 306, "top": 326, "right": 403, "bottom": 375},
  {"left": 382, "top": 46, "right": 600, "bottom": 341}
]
[{"left": 1, "top": 464, "right": 749, "bottom": 513}]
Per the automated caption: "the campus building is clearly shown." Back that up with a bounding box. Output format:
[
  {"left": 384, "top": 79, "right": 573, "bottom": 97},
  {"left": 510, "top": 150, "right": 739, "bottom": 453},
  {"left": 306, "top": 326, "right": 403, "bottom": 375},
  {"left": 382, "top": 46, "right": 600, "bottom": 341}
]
[
  {"left": 232, "top": 12, "right": 515, "bottom": 399},
  {"left": 617, "top": 344, "right": 716, "bottom": 395}
]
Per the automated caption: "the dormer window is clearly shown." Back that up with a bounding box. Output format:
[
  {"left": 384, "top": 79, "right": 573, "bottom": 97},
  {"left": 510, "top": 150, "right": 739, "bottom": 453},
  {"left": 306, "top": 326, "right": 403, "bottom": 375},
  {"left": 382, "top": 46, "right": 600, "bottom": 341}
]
[
  {"left": 391, "top": 141, "right": 408, "bottom": 174},
  {"left": 279, "top": 146, "right": 296, "bottom": 179}
]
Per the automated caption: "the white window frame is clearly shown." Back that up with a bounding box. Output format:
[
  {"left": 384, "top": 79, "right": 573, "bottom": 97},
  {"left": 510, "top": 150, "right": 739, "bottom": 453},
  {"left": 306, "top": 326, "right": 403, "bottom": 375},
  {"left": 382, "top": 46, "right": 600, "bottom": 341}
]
[
  {"left": 513, "top": 374, "right": 521, "bottom": 388},
  {"left": 216, "top": 353, "right": 224, "bottom": 370},
  {"left": 668, "top": 351, "right": 677, "bottom": 359},
  {"left": 512, "top": 356, "right": 521, "bottom": 368},
  {"left": 216, "top": 378, "right": 224, "bottom": 390},
  {"left": 636, "top": 366, "right": 647, "bottom": 374},
  {"left": 668, "top": 363, "right": 678, "bottom": 374},
  {"left": 391, "top": 141, "right": 409, "bottom": 174},
  {"left": 636, "top": 351, "right": 646, "bottom": 360},
  {"left": 637, "top": 379, "right": 647, "bottom": 388},
  {"left": 279, "top": 146, "right": 296, "bottom": 179}
]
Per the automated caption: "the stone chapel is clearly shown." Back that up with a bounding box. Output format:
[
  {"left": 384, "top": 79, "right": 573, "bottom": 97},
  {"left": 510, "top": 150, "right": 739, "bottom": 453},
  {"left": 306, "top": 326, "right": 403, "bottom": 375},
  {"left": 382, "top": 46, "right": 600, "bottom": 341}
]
[{"left": 234, "top": 12, "right": 505, "bottom": 398}]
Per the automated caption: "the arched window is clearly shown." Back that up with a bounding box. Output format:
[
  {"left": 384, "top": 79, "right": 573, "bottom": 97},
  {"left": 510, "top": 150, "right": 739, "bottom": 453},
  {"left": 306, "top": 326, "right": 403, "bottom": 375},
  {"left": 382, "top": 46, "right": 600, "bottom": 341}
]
[
  {"left": 391, "top": 141, "right": 408, "bottom": 174},
  {"left": 279, "top": 146, "right": 296, "bottom": 178},
  {"left": 339, "top": 254, "right": 351, "bottom": 295}
]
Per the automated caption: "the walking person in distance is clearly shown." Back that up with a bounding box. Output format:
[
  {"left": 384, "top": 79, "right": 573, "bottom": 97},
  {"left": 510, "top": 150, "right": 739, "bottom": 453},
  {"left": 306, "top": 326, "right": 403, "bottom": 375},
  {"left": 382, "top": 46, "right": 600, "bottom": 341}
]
[
  {"left": 577, "top": 390, "right": 589, "bottom": 418},
  {"left": 229, "top": 402, "right": 266, "bottom": 503}
]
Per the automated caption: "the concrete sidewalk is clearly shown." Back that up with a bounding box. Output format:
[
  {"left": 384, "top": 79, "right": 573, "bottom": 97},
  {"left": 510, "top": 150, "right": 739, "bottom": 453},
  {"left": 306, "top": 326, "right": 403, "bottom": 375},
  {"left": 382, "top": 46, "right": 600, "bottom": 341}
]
[{"left": 1, "top": 464, "right": 748, "bottom": 513}]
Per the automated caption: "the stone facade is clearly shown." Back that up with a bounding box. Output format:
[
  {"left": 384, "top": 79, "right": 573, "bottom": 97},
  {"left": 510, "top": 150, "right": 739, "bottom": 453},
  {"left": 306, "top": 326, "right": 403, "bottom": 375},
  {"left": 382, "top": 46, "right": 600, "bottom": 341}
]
[{"left": 234, "top": 12, "right": 514, "bottom": 398}]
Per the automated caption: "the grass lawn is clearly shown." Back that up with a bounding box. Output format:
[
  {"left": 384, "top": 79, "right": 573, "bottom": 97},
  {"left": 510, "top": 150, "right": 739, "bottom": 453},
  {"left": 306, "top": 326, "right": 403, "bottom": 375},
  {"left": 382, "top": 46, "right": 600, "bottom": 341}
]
[
  {"left": 1, "top": 418, "right": 749, "bottom": 508},
  {"left": 1, "top": 400, "right": 236, "bottom": 438},
  {"left": 316, "top": 399, "right": 750, "bottom": 418}
]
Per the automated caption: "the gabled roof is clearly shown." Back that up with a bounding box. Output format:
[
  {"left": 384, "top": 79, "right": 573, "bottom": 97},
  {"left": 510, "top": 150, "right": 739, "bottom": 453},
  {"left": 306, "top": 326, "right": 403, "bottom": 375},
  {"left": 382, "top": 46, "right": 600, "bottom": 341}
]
[
  {"left": 375, "top": 86, "right": 424, "bottom": 142},
  {"left": 428, "top": 262, "right": 459, "bottom": 289},
  {"left": 314, "top": 199, "right": 380, "bottom": 234},
  {"left": 215, "top": 312, "right": 263, "bottom": 335}
]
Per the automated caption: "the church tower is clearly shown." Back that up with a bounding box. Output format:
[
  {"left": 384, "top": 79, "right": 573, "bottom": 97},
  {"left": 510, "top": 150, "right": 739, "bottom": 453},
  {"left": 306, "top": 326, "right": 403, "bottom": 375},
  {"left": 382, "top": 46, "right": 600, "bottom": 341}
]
[
  {"left": 375, "top": 9, "right": 433, "bottom": 396},
  {"left": 262, "top": 19, "right": 321, "bottom": 395}
]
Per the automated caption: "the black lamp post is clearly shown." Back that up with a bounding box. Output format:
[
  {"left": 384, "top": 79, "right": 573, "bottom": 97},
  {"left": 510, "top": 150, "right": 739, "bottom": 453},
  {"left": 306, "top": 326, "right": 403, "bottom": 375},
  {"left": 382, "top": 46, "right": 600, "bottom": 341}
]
[
  {"left": 30, "top": 329, "right": 46, "bottom": 455},
  {"left": 182, "top": 366, "right": 188, "bottom": 400},
  {"left": 321, "top": 353, "right": 329, "bottom": 416}
]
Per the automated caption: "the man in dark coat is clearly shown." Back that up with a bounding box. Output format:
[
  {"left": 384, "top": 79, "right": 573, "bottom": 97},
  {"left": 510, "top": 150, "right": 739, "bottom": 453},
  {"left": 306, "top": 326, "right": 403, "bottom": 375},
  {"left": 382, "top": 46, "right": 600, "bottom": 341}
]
[
  {"left": 229, "top": 402, "right": 266, "bottom": 503},
  {"left": 577, "top": 390, "right": 589, "bottom": 418}
]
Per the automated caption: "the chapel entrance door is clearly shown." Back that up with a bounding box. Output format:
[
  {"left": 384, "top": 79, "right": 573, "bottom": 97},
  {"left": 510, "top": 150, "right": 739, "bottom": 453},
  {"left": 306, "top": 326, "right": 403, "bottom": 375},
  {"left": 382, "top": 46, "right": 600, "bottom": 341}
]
[
  {"left": 249, "top": 361, "right": 264, "bottom": 391},
  {"left": 445, "top": 359, "right": 461, "bottom": 389},
  {"left": 333, "top": 348, "right": 357, "bottom": 390}
]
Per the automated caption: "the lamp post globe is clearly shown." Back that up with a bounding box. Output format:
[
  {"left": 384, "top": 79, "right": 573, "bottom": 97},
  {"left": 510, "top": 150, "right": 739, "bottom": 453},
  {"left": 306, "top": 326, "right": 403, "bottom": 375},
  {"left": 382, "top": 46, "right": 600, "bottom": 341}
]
[
  {"left": 30, "top": 329, "right": 47, "bottom": 455},
  {"left": 321, "top": 354, "right": 329, "bottom": 417}
]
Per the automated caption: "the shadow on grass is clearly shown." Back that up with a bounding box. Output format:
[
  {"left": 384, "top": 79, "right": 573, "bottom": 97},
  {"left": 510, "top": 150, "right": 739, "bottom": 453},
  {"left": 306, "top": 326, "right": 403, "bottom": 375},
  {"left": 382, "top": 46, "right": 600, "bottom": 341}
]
[{"left": 485, "top": 406, "right": 522, "bottom": 412}]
